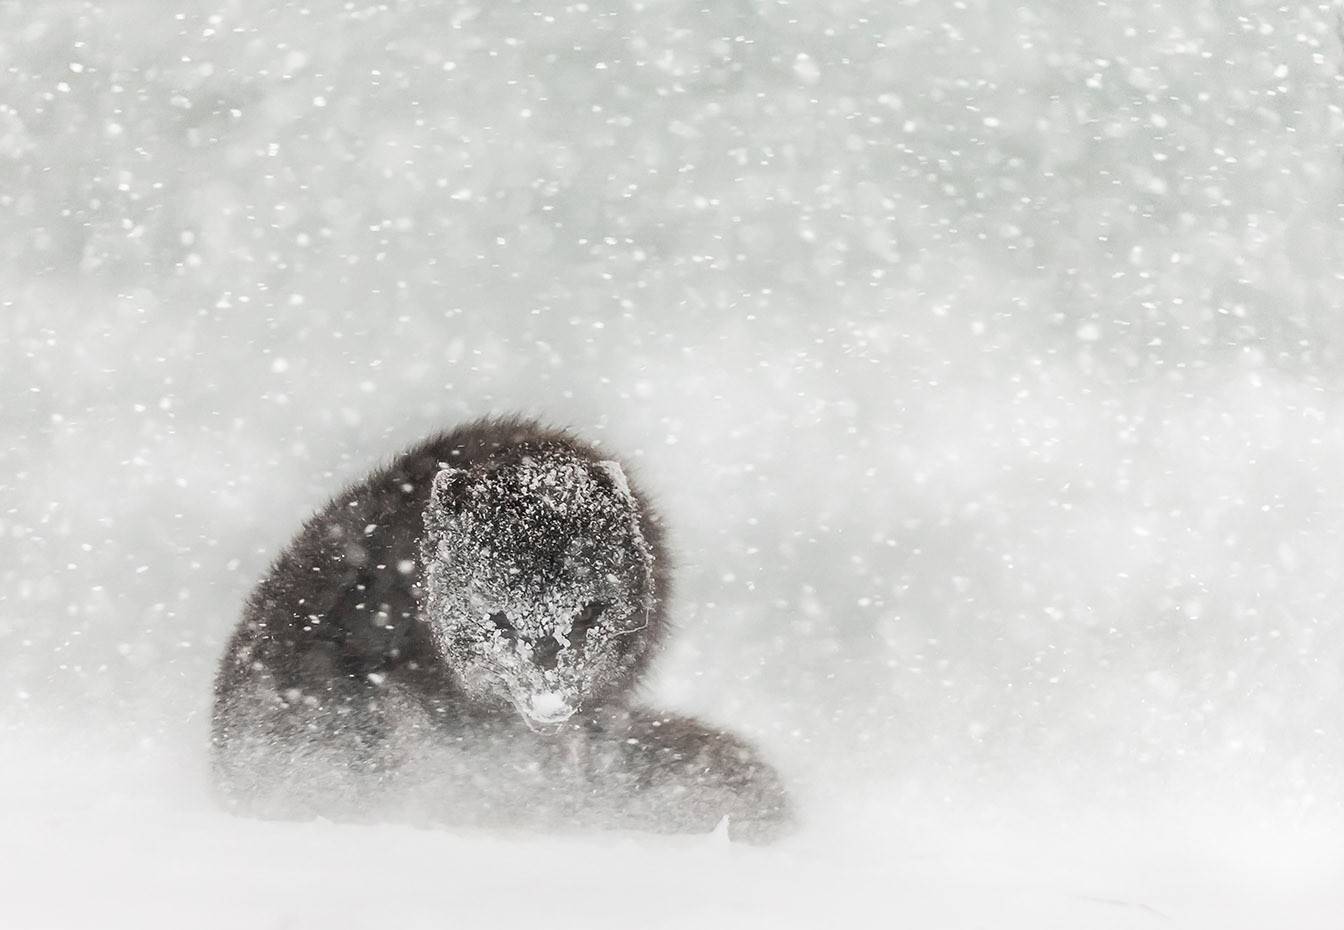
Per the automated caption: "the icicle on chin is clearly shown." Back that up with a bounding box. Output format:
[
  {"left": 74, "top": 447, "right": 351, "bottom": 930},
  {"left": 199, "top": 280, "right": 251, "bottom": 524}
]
[
  {"left": 521, "top": 689, "right": 575, "bottom": 725},
  {"left": 499, "top": 679, "right": 578, "bottom": 728}
]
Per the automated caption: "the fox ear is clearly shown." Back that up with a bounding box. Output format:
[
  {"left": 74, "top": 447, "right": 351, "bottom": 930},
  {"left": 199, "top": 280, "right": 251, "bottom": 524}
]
[
  {"left": 423, "top": 466, "right": 469, "bottom": 548},
  {"left": 598, "top": 459, "right": 634, "bottom": 502},
  {"left": 430, "top": 465, "right": 467, "bottom": 510}
]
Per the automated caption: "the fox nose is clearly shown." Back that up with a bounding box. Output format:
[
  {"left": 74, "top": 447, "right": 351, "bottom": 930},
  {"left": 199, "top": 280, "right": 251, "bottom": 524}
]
[{"left": 531, "top": 634, "right": 563, "bottom": 670}]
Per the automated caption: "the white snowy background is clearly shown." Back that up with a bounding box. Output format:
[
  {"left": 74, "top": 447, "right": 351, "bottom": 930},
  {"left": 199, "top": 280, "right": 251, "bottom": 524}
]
[{"left": 2, "top": 1, "right": 1343, "bottom": 926}]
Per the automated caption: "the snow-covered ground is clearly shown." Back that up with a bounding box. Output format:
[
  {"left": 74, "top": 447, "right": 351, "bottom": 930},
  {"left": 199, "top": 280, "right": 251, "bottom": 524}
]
[
  {"left": 4, "top": 1, "right": 1344, "bottom": 926},
  {"left": 4, "top": 732, "right": 1340, "bottom": 930}
]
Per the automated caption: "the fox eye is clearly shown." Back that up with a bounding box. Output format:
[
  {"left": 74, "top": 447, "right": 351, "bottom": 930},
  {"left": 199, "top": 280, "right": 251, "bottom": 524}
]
[
  {"left": 568, "top": 601, "right": 607, "bottom": 644},
  {"left": 488, "top": 611, "right": 517, "bottom": 639}
]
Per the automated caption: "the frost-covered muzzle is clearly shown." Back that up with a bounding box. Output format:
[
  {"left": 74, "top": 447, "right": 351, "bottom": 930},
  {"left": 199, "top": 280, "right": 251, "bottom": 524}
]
[{"left": 419, "top": 447, "right": 656, "bottom": 726}]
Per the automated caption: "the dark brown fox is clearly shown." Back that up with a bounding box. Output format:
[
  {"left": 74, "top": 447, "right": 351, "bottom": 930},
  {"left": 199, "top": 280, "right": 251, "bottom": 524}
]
[{"left": 211, "top": 416, "right": 791, "bottom": 842}]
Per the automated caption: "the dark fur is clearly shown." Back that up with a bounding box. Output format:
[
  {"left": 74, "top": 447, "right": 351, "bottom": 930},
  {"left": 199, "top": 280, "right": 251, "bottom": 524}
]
[{"left": 211, "top": 416, "right": 792, "bottom": 842}]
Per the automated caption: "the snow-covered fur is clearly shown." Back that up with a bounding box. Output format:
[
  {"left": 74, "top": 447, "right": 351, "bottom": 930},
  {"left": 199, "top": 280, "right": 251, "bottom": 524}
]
[{"left": 210, "top": 417, "right": 791, "bottom": 842}]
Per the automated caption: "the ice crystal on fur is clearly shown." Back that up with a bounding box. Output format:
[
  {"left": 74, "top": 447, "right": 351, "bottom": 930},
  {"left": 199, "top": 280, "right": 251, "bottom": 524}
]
[{"left": 420, "top": 446, "right": 655, "bottom": 724}]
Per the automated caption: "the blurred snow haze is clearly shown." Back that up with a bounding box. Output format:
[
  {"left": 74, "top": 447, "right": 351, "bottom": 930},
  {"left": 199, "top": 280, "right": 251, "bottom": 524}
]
[{"left": 3, "top": 0, "right": 1344, "bottom": 926}]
